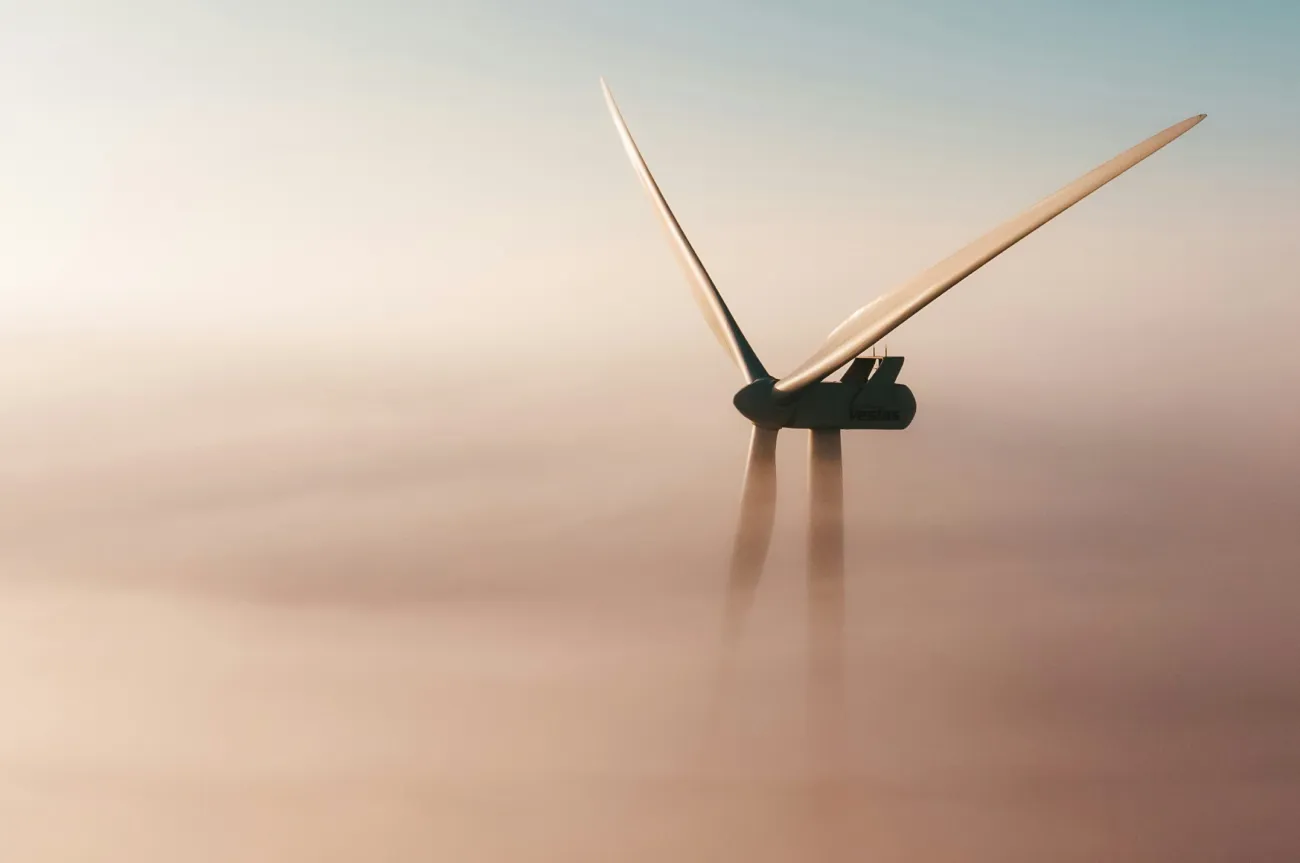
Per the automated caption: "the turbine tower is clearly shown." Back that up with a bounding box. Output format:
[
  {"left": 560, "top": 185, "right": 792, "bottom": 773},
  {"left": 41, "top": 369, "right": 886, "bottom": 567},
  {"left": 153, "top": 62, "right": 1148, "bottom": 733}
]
[{"left": 601, "top": 80, "right": 1203, "bottom": 692}]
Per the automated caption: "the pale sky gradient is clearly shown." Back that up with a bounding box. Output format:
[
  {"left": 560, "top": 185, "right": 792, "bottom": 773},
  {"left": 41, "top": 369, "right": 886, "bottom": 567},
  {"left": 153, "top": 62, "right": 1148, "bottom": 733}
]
[{"left": 1, "top": 2, "right": 1299, "bottom": 860}]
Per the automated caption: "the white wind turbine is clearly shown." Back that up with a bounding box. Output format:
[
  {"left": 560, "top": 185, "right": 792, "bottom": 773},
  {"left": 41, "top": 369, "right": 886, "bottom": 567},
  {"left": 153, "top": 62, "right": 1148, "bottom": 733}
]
[{"left": 601, "top": 80, "right": 1203, "bottom": 672}]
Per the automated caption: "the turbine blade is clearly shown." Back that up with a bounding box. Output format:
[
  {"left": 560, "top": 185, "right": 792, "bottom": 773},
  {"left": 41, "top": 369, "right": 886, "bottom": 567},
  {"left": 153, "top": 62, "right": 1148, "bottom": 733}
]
[
  {"left": 776, "top": 113, "right": 1207, "bottom": 394},
  {"left": 723, "top": 425, "right": 779, "bottom": 640},
  {"left": 705, "top": 425, "right": 779, "bottom": 760},
  {"left": 601, "top": 79, "right": 768, "bottom": 383},
  {"left": 807, "top": 428, "right": 844, "bottom": 766}
]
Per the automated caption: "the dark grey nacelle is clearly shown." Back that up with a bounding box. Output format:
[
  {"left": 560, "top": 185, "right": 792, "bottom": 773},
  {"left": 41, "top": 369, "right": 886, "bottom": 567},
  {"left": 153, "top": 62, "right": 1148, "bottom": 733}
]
[{"left": 732, "top": 356, "right": 916, "bottom": 431}]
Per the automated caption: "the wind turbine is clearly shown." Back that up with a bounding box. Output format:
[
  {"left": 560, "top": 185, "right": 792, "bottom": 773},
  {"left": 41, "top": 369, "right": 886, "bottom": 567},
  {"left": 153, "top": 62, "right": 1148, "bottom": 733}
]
[{"left": 600, "top": 80, "right": 1204, "bottom": 676}]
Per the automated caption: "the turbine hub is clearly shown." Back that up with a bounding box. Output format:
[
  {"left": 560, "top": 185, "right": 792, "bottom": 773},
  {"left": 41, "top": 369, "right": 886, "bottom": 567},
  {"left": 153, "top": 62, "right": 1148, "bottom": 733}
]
[{"left": 732, "top": 378, "right": 793, "bottom": 429}]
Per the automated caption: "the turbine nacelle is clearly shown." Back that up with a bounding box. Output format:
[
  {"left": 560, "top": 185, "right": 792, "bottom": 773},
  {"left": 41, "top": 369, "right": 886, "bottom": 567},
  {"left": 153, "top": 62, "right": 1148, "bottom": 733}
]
[{"left": 732, "top": 357, "right": 916, "bottom": 430}]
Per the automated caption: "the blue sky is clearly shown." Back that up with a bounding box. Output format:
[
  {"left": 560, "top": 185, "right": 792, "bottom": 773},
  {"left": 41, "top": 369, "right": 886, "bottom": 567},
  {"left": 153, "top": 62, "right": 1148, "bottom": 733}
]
[{"left": 1, "top": 0, "right": 1296, "bottom": 395}]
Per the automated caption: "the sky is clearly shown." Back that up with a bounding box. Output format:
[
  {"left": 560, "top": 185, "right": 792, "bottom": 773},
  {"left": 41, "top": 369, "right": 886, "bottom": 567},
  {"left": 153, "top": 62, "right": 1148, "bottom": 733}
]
[{"left": 1, "top": 1, "right": 1299, "bottom": 860}]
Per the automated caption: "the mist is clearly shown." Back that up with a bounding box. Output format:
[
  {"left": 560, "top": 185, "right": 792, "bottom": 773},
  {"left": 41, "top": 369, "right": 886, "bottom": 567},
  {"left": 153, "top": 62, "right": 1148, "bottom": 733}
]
[{"left": 2, "top": 322, "right": 1298, "bottom": 861}]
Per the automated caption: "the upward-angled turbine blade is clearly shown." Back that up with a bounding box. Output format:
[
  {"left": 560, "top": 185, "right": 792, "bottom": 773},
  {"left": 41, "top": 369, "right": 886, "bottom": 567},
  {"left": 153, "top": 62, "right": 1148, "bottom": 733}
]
[
  {"left": 723, "top": 426, "right": 779, "bottom": 641},
  {"left": 775, "top": 113, "right": 1207, "bottom": 395},
  {"left": 601, "top": 79, "right": 768, "bottom": 384}
]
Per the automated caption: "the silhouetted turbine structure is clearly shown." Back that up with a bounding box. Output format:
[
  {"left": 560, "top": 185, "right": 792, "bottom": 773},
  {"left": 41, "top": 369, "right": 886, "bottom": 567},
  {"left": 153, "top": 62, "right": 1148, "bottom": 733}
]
[{"left": 601, "top": 79, "right": 1203, "bottom": 719}]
